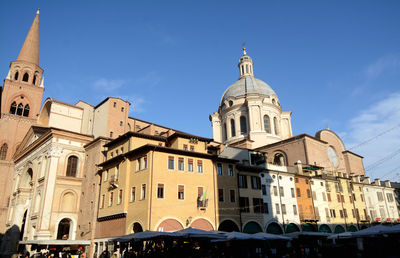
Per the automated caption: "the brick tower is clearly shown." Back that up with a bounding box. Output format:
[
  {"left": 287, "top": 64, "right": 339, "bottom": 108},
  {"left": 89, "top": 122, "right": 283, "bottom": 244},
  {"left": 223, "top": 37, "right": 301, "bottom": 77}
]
[{"left": 0, "top": 10, "right": 44, "bottom": 233}]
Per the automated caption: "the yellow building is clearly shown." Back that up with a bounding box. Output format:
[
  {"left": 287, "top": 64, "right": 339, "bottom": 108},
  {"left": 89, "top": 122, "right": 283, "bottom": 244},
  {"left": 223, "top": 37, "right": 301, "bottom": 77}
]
[{"left": 96, "top": 131, "right": 238, "bottom": 240}]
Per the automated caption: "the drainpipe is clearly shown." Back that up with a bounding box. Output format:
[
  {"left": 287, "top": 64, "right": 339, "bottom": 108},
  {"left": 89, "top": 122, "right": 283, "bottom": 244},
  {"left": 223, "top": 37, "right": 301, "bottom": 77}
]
[{"left": 237, "top": 171, "right": 243, "bottom": 232}]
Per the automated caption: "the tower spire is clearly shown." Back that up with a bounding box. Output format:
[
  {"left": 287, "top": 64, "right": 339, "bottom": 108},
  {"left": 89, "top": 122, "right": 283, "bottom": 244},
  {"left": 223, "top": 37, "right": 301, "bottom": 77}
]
[{"left": 17, "top": 9, "right": 40, "bottom": 65}]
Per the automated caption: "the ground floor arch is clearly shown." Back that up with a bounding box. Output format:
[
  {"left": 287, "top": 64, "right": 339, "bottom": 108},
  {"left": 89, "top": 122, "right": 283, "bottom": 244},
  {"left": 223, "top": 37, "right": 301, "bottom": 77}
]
[
  {"left": 266, "top": 222, "right": 283, "bottom": 235},
  {"left": 302, "top": 223, "right": 316, "bottom": 232},
  {"left": 133, "top": 222, "right": 144, "bottom": 233},
  {"left": 243, "top": 221, "right": 263, "bottom": 234},
  {"left": 334, "top": 225, "right": 345, "bottom": 234},
  {"left": 319, "top": 224, "right": 332, "bottom": 233},
  {"left": 348, "top": 225, "right": 358, "bottom": 232},
  {"left": 190, "top": 218, "right": 213, "bottom": 231},
  {"left": 157, "top": 219, "right": 183, "bottom": 232},
  {"left": 57, "top": 218, "right": 72, "bottom": 240},
  {"left": 285, "top": 223, "right": 300, "bottom": 233},
  {"left": 218, "top": 220, "right": 239, "bottom": 232}
]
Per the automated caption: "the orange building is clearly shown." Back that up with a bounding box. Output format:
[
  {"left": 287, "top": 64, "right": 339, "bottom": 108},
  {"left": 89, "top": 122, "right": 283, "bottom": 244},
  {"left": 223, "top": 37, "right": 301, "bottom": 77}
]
[{"left": 294, "top": 171, "right": 317, "bottom": 231}]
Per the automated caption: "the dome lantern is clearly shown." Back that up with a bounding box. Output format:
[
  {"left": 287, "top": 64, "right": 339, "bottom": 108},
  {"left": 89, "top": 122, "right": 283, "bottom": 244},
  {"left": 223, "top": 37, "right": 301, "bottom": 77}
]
[{"left": 238, "top": 47, "right": 254, "bottom": 78}]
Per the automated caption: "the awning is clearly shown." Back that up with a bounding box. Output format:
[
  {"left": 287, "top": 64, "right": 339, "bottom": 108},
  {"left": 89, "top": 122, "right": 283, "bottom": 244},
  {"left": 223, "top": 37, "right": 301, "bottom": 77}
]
[{"left": 19, "top": 240, "right": 91, "bottom": 246}]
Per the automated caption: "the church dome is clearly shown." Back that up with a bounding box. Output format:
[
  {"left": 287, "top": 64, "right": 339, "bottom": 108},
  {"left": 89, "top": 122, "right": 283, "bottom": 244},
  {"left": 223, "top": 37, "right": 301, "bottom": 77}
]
[
  {"left": 220, "top": 76, "right": 276, "bottom": 105},
  {"left": 220, "top": 48, "right": 277, "bottom": 106}
]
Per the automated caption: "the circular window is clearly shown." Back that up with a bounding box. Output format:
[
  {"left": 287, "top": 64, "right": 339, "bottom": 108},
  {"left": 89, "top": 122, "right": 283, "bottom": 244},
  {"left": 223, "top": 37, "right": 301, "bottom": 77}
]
[
  {"left": 290, "top": 177, "right": 293, "bottom": 181},
  {"left": 272, "top": 175, "right": 276, "bottom": 179},
  {"left": 279, "top": 176, "right": 282, "bottom": 180},
  {"left": 328, "top": 146, "right": 338, "bottom": 167}
]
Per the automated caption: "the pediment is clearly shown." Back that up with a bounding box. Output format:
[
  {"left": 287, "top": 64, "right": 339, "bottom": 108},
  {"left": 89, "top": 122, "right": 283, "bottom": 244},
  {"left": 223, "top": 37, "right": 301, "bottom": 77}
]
[{"left": 14, "top": 125, "right": 50, "bottom": 158}]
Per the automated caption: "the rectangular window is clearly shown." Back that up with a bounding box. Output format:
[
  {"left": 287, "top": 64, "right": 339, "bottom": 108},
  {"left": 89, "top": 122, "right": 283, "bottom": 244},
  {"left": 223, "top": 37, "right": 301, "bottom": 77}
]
[
  {"left": 188, "top": 159, "right": 194, "bottom": 172},
  {"left": 230, "top": 190, "right": 235, "bottom": 203},
  {"left": 291, "top": 188, "right": 295, "bottom": 198},
  {"left": 293, "top": 205, "right": 298, "bottom": 215},
  {"left": 238, "top": 175, "right": 247, "bottom": 188},
  {"left": 322, "top": 192, "right": 326, "bottom": 201},
  {"left": 262, "top": 185, "right": 267, "bottom": 195},
  {"left": 115, "top": 165, "right": 119, "bottom": 180},
  {"left": 218, "top": 189, "right": 224, "bottom": 202},
  {"left": 104, "top": 169, "right": 108, "bottom": 182},
  {"left": 337, "top": 194, "right": 341, "bottom": 202},
  {"left": 279, "top": 186, "right": 284, "bottom": 197},
  {"left": 306, "top": 189, "right": 311, "bottom": 198},
  {"left": 331, "top": 209, "right": 336, "bottom": 218},
  {"left": 178, "top": 158, "right": 184, "bottom": 171},
  {"left": 281, "top": 204, "right": 286, "bottom": 215},
  {"left": 239, "top": 197, "right": 250, "bottom": 213},
  {"left": 327, "top": 193, "right": 331, "bottom": 202},
  {"left": 275, "top": 203, "right": 280, "bottom": 214},
  {"left": 197, "top": 160, "right": 203, "bottom": 173},
  {"left": 217, "top": 163, "right": 223, "bottom": 175},
  {"left": 117, "top": 189, "right": 123, "bottom": 205},
  {"left": 138, "top": 157, "right": 142, "bottom": 171},
  {"left": 168, "top": 156, "right": 174, "bottom": 170},
  {"left": 190, "top": 145, "right": 194, "bottom": 151},
  {"left": 253, "top": 198, "right": 263, "bottom": 213},
  {"left": 157, "top": 184, "right": 164, "bottom": 199},
  {"left": 355, "top": 209, "right": 360, "bottom": 220},
  {"left": 144, "top": 156, "right": 147, "bottom": 169},
  {"left": 251, "top": 176, "right": 261, "bottom": 189},
  {"left": 109, "top": 192, "right": 114, "bottom": 206},
  {"left": 178, "top": 185, "right": 184, "bottom": 200},
  {"left": 353, "top": 193, "right": 357, "bottom": 202},
  {"left": 273, "top": 186, "right": 278, "bottom": 196},
  {"left": 349, "top": 195, "right": 353, "bottom": 203},
  {"left": 315, "top": 206, "right": 319, "bottom": 219},
  {"left": 325, "top": 208, "right": 330, "bottom": 219},
  {"left": 341, "top": 195, "right": 345, "bottom": 203},
  {"left": 296, "top": 188, "right": 301, "bottom": 197},
  {"left": 101, "top": 194, "right": 105, "bottom": 208},
  {"left": 141, "top": 184, "right": 146, "bottom": 200},
  {"left": 386, "top": 193, "right": 394, "bottom": 202},
  {"left": 130, "top": 187, "right": 136, "bottom": 202},
  {"left": 343, "top": 209, "right": 348, "bottom": 218},
  {"left": 183, "top": 144, "right": 188, "bottom": 151},
  {"left": 228, "top": 165, "right": 234, "bottom": 177},
  {"left": 339, "top": 210, "right": 344, "bottom": 218},
  {"left": 360, "top": 194, "right": 364, "bottom": 202},
  {"left": 263, "top": 202, "right": 269, "bottom": 214},
  {"left": 295, "top": 178, "right": 299, "bottom": 183}
]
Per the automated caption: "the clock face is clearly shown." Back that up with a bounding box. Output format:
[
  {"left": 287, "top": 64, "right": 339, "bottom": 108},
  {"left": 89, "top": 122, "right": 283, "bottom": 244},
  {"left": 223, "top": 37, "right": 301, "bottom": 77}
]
[{"left": 328, "top": 146, "right": 338, "bottom": 167}]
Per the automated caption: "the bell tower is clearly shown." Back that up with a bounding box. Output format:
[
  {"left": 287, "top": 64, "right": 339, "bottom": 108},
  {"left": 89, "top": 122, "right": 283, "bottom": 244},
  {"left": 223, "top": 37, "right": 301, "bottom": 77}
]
[{"left": 0, "top": 9, "right": 44, "bottom": 233}]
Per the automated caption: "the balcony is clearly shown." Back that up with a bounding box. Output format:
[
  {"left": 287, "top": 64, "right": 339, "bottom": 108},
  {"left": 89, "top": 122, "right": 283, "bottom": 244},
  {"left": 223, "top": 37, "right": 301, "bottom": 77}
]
[
  {"left": 108, "top": 176, "right": 118, "bottom": 189},
  {"left": 197, "top": 199, "right": 208, "bottom": 210}
]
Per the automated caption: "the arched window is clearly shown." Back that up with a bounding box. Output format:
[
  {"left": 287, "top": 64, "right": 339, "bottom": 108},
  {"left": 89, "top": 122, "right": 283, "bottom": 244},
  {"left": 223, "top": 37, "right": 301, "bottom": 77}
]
[
  {"left": 0, "top": 143, "right": 8, "bottom": 160},
  {"left": 240, "top": 116, "right": 247, "bottom": 134},
  {"left": 57, "top": 218, "right": 71, "bottom": 240},
  {"left": 66, "top": 156, "right": 78, "bottom": 177},
  {"left": 246, "top": 64, "right": 249, "bottom": 73},
  {"left": 22, "top": 73, "right": 29, "bottom": 82},
  {"left": 23, "top": 104, "right": 30, "bottom": 117},
  {"left": 274, "top": 117, "right": 279, "bottom": 135},
  {"left": 16, "top": 104, "right": 23, "bottom": 116},
  {"left": 14, "top": 71, "right": 19, "bottom": 81},
  {"left": 230, "top": 119, "right": 236, "bottom": 137},
  {"left": 32, "top": 75, "right": 37, "bottom": 85},
  {"left": 223, "top": 123, "right": 227, "bottom": 141},
  {"left": 264, "top": 115, "right": 271, "bottom": 133},
  {"left": 9, "top": 102, "right": 17, "bottom": 114},
  {"left": 273, "top": 153, "right": 287, "bottom": 166}
]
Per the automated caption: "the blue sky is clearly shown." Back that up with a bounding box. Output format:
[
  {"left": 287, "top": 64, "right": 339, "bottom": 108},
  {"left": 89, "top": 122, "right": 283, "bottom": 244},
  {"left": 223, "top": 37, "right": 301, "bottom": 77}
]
[{"left": 1, "top": 1, "right": 400, "bottom": 181}]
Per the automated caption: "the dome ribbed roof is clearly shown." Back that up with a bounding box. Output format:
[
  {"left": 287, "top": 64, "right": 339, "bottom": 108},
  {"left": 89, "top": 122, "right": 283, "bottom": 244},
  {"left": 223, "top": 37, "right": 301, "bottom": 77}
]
[{"left": 220, "top": 76, "right": 276, "bottom": 105}]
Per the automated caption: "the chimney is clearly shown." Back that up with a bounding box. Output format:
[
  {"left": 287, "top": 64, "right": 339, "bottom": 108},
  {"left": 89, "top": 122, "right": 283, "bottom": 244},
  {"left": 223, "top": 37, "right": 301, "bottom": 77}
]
[
  {"left": 295, "top": 160, "right": 302, "bottom": 174},
  {"left": 363, "top": 177, "right": 371, "bottom": 184},
  {"left": 374, "top": 179, "right": 381, "bottom": 186},
  {"left": 384, "top": 180, "right": 391, "bottom": 187}
]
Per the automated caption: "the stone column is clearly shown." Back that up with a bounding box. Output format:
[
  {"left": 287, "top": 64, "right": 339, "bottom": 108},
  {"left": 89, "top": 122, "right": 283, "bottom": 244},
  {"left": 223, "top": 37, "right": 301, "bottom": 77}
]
[{"left": 36, "top": 146, "right": 62, "bottom": 240}]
